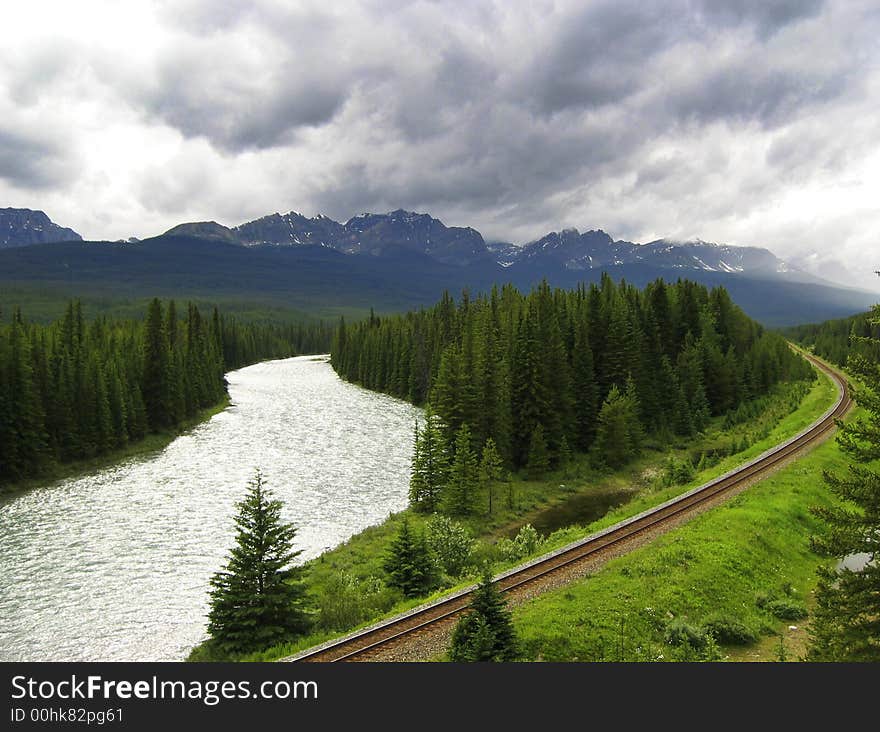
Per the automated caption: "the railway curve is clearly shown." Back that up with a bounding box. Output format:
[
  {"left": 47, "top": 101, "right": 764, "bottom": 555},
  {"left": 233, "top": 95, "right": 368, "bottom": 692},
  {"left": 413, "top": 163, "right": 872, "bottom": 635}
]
[{"left": 284, "top": 348, "right": 850, "bottom": 663}]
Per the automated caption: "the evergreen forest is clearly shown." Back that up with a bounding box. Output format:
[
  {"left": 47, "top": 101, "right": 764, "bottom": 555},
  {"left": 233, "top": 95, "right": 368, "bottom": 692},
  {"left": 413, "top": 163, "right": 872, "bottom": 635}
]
[
  {"left": 332, "top": 277, "right": 814, "bottom": 514},
  {"left": 0, "top": 300, "right": 332, "bottom": 485},
  {"left": 785, "top": 309, "right": 880, "bottom": 367}
]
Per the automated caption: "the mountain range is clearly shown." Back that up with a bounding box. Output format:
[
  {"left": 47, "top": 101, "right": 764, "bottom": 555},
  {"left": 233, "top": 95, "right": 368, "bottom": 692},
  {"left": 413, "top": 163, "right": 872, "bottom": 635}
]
[
  {"left": 165, "top": 210, "right": 493, "bottom": 267},
  {"left": 162, "top": 209, "right": 809, "bottom": 280},
  {"left": 0, "top": 207, "right": 875, "bottom": 326},
  {"left": 1, "top": 208, "right": 82, "bottom": 249}
]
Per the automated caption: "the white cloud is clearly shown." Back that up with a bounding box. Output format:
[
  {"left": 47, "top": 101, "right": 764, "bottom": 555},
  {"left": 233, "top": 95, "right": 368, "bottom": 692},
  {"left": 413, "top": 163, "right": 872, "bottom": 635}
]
[{"left": 0, "top": 0, "right": 878, "bottom": 290}]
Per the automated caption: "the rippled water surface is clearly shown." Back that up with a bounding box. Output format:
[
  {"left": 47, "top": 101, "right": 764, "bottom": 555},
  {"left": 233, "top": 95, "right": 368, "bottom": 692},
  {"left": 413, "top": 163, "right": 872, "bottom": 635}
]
[{"left": 0, "top": 356, "right": 421, "bottom": 661}]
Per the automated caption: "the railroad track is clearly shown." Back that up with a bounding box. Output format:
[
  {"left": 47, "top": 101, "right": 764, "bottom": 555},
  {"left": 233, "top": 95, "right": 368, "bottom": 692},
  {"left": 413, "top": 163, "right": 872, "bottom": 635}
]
[{"left": 285, "top": 349, "right": 850, "bottom": 663}]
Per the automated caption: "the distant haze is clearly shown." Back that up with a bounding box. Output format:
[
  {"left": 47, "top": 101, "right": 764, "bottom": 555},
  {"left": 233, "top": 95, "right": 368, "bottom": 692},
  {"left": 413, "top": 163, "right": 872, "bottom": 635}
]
[{"left": 1, "top": 1, "right": 879, "bottom": 291}]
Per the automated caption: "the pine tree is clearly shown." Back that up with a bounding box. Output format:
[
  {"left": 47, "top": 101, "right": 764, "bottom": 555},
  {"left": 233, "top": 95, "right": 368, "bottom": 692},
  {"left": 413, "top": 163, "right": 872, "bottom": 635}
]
[
  {"left": 446, "top": 423, "right": 479, "bottom": 515},
  {"left": 431, "top": 344, "right": 463, "bottom": 444},
  {"left": 623, "top": 376, "right": 644, "bottom": 454},
  {"left": 408, "top": 410, "right": 449, "bottom": 512},
  {"left": 808, "top": 304, "right": 880, "bottom": 661},
  {"left": 572, "top": 319, "right": 598, "bottom": 450},
  {"left": 207, "top": 470, "right": 311, "bottom": 656},
  {"left": 677, "top": 339, "right": 711, "bottom": 431},
  {"left": 602, "top": 298, "right": 633, "bottom": 393},
  {"left": 557, "top": 434, "right": 572, "bottom": 470},
  {"left": 2, "top": 312, "right": 48, "bottom": 478},
  {"left": 142, "top": 298, "right": 169, "bottom": 431},
  {"left": 106, "top": 361, "right": 129, "bottom": 447},
  {"left": 533, "top": 281, "right": 572, "bottom": 456},
  {"left": 383, "top": 517, "right": 435, "bottom": 598},
  {"left": 526, "top": 423, "right": 550, "bottom": 478},
  {"left": 92, "top": 360, "right": 113, "bottom": 454},
  {"left": 408, "top": 420, "right": 426, "bottom": 506},
  {"left": 449, "top": 612, "right": 497, "bottom": 662},
  {"left": 511, "top": 305, "right": 544, "bottom": 466},
  {"left": 479, "top": 438, "right": 504, "bottom": 515},
  {"left": 474, "top": 301, "right": 510, "bottom": 455},
  {"left": 592, "top": 385, "right": 639, "bottom": 469},
  {"left": 449, "top": 570, "right": 518, "bottom": 662}
]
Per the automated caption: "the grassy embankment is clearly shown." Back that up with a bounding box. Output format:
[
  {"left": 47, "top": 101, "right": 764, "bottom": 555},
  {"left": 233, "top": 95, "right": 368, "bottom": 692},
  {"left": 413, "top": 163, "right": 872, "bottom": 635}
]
[
  {"left": 510, "top": 365, "right": 853, "bottom": 662},
  {"left": 0, "top": 397, "right": 229, "bottom": 498},
  {"left": 230, "top": 367, "right": 838, "bottom": 662}
]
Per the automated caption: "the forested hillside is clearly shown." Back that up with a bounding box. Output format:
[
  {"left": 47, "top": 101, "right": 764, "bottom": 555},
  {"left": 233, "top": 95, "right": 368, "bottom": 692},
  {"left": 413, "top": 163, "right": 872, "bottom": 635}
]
[
  {"left": 0, "top": 300, "right": 332, "bottom": 485},
  {"left": 785, "top": 309, "right": 880, "bottom": 366},
  {"left": 332, "top": 276, "right": 813, "bottom": 495}
]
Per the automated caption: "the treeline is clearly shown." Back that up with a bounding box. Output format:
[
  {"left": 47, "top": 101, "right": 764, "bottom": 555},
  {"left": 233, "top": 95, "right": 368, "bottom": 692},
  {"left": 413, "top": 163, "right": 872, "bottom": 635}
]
[
  {"left": 785, "top": 309, "right": 880, "bottom": 367},
  {"left": 333, "top": 277, "right": 813, "bottom": 507},
  {"left": 0, "top": 300, "right": 332, "bottom": 485}
]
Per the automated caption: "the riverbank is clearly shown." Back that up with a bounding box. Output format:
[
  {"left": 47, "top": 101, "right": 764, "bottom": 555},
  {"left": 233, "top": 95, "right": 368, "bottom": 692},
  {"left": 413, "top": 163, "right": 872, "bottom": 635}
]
[
  {"left": 1, "top": 356, "right": 421, "bottom": 662},
  {"left": 222, "top": 368, "right": 837, "bottom": 662},
  {"left": 0, "top": 397, "right": 230, "bottom": 498}
]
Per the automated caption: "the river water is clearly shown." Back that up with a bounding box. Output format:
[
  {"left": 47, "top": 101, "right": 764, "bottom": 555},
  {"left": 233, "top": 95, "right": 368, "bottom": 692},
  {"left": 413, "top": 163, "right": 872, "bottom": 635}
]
[{"left": 0, "top": 356, "right": 421, "bottom": 662}]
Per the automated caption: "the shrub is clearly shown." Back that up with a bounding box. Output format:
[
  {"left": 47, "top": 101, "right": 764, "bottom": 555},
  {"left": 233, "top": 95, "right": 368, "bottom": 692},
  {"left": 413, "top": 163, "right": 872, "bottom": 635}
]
[
  {"left": 766, "top": 599, "right": 808, "bottom": 621},
  {"left": 425, "top": 514, "right": 474, "bottom": 577},
  {"left": 703, "top": 614, "right": 758, "bottom": 645},
  {"left": 316, "top": 572, "right": 393, "bottom": 631},
  {"left": 662, "top": 456, "right": 695, "bottom": 487},
  {"left": 496, "top": 524, "right": 545, "bottom": 563},
  {"left": 664, "top": 619, "right": 707, "bottom": 650}
]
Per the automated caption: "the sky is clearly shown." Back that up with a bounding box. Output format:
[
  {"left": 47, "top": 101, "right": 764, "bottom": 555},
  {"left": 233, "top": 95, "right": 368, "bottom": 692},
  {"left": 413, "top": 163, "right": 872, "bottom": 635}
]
[{"left": 1, "top": 0, "right": 879, "bottom": 289}]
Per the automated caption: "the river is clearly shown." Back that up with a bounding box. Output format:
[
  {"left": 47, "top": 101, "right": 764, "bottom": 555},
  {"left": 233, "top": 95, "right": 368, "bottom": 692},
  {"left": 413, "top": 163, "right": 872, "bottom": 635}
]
[{"left": 0, "top": 356, "right": 422, "bottom": 662}]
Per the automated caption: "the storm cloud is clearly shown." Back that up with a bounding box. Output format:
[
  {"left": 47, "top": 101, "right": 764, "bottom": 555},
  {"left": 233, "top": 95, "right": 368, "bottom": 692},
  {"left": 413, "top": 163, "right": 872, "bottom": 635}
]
[
  {"left": 0, "top": 124, "right": 76, "bottom": 190},
  {"left": 1, "top": 0, "right": 879, "bottom": 289}
]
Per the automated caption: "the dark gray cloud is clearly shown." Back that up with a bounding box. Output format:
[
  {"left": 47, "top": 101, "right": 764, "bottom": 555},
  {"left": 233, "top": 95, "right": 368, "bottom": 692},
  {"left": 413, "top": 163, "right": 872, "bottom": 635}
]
[
  {"left": 519, "top": 2, "right": 679, "bottom": 115},
  {"left": 0, "top": 126, "right": 74, "bottom": 190},
  {"left": 139, "top": 1, "right": 875, "bottom": 243},
  {"left": 697, "top": 0, "right": 825, "bottom": 38},
  {"left": 147, "top": 61, "right": 349, "bottom": 152},
  {"left": 664, "top": 62, "right": 853, "bottom": 128},
  {"left": 137, "top": 10, "right": 364, "bottom": 152},
  {"left": 1, "top": 0, "right": 878, "bottom": 287}
]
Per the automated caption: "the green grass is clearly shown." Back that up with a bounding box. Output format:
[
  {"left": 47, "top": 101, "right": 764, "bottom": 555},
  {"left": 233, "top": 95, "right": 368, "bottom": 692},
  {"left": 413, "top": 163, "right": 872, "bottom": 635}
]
[
  {"left": 0, "top": 398, "right": 229, "bottom": 497},
  {"left": 224, "top": 370, "right": 838, "bottom": 662},
  {"left": 537, "top": 366, "right": 838, "bottom": 545},
  {"left": 511, "top": 407, "right": 854, "bottom": 663},
  {"left": 511, "top": 425, "right": 854, "bottom": 661}
]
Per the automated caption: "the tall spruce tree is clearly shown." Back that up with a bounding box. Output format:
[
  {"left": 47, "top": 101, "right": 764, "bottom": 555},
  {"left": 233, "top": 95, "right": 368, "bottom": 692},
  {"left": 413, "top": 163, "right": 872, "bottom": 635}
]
[
  {"left": 408, "top": 410, "right": 450, "bottom": 512},
  {"left": 446, "top": 423, "right": 479, "bottom": 515},
  {"left": 383, "top": 517, "right": 435, "bottom": 598},
  {"left": 2, "top": 311, "right": 48, "bottom": 477},
  {"left": 526, "top": 423, "right": 550, "bottom": 478},
  {"left": 449, "top": 570, "right": 518, "bottom": 662},
  {"left": 432, "top": 344, "right": 464, "bottom": 444},
  {"left": 141, "top": 297, "right": 169, "bottom": 431},
  {"left": 592, "top": 385, "right": 641, "bottom": 469},
  {"left": 207, "top": 470, "right": 311, "bottom": 656},
  {"left": 572, "top": 319, "right": 598, "bottom": 450},
  {"left": 808, "top": 304, "right": 880, "bottom": 661},
  {"left": 479, "top": 438, "right": 504, "bottom": 515},
  {"left": 408, "top": 420, "right": 426, "bottom": 507}
]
